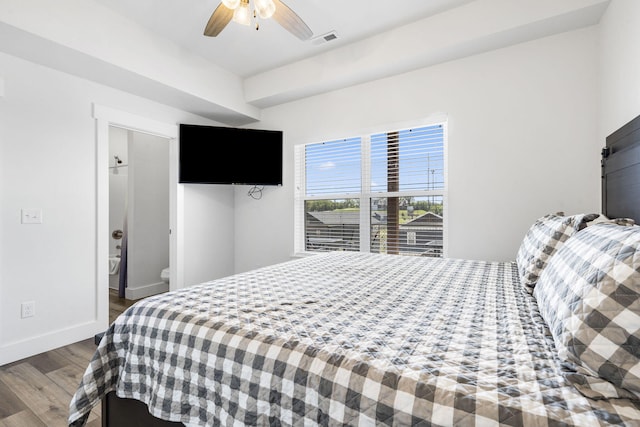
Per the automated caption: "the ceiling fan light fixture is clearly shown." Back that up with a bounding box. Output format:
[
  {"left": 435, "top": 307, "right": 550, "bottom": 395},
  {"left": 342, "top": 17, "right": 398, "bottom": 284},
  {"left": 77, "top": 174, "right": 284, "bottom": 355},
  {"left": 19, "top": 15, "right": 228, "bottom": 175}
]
[
  {"left": 221, "top": 0, "right": 240, "bottom": 10},
  {"left": 232, "top": 1, "right": 251, "bottom": 25},
  {"left": 254, "top": 0, "right": 276, "bottom": 19},
  {"left": 204, "top": 0, "right": 312, "bottom": 40}
]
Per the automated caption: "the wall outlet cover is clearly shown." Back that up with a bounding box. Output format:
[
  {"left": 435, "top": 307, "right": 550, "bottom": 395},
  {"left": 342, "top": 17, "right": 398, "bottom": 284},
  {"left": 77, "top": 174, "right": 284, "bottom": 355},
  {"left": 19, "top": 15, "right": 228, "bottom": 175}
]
[
  {"left": 21, "top": 301, "right": 35, "bottom": 318},
  {"left": 21, "top": 209, "right": 43, "bottom": 224}
]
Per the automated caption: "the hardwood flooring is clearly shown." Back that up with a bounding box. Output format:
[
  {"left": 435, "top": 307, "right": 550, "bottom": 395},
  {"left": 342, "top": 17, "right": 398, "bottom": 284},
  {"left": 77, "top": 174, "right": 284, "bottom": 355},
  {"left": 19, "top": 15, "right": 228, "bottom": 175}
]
[
  {"left": 109, "top": 288, "right": 139, "bottom": 324},
  {"left": 0, "top": 290, "right": 140, "bottom": 427},
  {"left": 0, "top": 339, "right": 101, "bottom": 427}
]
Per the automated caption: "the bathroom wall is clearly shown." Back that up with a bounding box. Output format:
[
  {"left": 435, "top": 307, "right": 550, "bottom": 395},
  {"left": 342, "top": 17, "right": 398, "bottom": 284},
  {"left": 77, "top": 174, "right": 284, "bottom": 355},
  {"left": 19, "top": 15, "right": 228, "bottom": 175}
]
[
  {"left": 108, "top": 126, "right": 170, "bottom": 295},
  {"left": 108, "top": 126, "right": 128, "bottom": 289},
  {"left": 126, "top": 130, "right": 170, "bottom": 299}
]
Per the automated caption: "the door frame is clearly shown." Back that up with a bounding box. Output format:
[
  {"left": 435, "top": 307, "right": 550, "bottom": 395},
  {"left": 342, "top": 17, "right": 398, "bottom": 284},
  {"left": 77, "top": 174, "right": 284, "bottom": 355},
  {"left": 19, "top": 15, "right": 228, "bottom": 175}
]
[{"left": 94, "top": 104, "right": 183, "bottom": 326}]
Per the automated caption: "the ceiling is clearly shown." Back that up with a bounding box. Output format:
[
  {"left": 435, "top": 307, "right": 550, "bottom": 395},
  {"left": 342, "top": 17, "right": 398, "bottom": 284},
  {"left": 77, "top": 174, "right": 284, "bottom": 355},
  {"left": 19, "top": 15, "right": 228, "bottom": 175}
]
[
  {"left": 0, "top": 0, "right": 611, "bottom": 125},
  {"left": 92, "top": 0, "right": 476, "bottom": 77}
]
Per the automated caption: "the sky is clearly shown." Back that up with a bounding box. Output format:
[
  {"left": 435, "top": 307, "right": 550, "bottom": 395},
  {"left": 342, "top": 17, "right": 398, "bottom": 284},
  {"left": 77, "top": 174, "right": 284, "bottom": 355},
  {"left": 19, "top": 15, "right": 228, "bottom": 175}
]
[{"left": 305, "top": 124, "right": 444, "bottom": 197}]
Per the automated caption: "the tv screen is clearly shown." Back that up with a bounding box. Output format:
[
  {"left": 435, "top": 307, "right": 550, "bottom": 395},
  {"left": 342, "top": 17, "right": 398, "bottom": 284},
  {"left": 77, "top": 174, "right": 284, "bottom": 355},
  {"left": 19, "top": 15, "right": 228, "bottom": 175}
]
[{"left": 179, "top": 124, "right": 283, "bottom": 185}]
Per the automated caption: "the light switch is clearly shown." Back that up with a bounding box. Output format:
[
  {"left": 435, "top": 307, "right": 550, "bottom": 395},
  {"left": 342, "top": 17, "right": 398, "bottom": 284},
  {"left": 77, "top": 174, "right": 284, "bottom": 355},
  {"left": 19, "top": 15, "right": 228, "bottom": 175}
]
[{"left": 21, "top": 209, "right": 43, "bottom": 224}]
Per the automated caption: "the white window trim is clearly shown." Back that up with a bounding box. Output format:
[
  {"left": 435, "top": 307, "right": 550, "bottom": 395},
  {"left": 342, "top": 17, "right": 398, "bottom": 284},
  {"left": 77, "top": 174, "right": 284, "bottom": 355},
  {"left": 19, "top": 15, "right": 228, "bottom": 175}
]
[{"left": 294, "top": 117, "right": 448, "bottom": 258}]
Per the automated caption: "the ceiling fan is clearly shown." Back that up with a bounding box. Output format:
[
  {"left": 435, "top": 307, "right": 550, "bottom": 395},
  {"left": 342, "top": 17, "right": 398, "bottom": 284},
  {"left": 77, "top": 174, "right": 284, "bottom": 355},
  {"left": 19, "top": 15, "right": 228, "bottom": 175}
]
[{"left": 204, "top": 0, "right": 313, "bottom": 40}]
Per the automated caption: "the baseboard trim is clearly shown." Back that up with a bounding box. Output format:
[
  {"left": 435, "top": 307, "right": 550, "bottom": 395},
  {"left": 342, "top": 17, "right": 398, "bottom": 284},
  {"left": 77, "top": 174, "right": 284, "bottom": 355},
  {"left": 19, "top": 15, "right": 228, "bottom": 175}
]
[
  {"left": 0, "top": 320, "right": 106, "bottom": 366},
  {"left": 125, "top": 281, "right": 168, "bottom": 300}
]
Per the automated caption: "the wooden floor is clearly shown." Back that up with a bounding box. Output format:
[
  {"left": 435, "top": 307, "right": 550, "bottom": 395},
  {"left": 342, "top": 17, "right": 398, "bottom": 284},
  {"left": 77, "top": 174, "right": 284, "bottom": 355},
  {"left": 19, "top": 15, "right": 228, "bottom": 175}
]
[
  {"left": 109, "top": 288, "right": 138, "bottom": 324},
  {"left": 0, "top": 290, "right": 139, "bottom": 427}
]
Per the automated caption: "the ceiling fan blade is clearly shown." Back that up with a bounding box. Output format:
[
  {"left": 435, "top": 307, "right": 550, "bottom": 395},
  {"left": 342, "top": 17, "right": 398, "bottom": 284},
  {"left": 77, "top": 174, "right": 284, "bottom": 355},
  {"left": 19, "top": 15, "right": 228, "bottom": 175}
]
[
  {"left": 272, "top": 0, "right": 313, "bottom": 40},
  {"left": 203, "top": 3, "right": 233, "bottom": 37}
]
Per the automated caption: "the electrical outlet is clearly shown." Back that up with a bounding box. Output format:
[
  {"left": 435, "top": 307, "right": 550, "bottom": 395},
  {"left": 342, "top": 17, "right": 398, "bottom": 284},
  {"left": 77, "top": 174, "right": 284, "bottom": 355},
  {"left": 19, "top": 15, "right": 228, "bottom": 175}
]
[{"left": 21, "top": 301, "right": 35, "bottom": 318}]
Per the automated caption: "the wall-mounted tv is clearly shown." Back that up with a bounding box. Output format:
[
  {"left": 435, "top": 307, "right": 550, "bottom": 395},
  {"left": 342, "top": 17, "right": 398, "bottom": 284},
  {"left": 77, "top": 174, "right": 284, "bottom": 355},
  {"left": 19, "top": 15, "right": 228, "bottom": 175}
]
[{"left": 179, "top": 124, "right": 283, "bottom": 186}]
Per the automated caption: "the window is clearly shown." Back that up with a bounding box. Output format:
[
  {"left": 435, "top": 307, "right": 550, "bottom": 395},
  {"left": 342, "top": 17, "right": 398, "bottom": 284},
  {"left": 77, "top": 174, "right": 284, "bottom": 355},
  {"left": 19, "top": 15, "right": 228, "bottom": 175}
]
[
  {"left": 295, "top": 122, "right": 446, "bottom": 257},
  {"left": 407, "top": 231, "right": 417, "bottom": 246}
]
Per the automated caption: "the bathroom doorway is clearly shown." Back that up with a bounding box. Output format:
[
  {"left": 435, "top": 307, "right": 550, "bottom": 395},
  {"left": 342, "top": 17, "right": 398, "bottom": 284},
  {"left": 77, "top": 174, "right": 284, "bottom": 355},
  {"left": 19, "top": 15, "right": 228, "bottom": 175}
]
[
  {"left": 94, "top": 104, "right": 183, "bottom": 329},
  {"left": 109, "top": 126, "right": 171, "bottom": 301}
]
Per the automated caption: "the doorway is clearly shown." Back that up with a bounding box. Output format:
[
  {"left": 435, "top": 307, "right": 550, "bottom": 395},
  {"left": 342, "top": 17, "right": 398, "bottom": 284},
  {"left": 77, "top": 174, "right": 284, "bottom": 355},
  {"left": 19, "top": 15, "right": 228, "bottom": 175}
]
[
  {"left": 109, "top": 127, "right": 170, "bottom": 300},
  {"left": 94, "top": 104, "right": 183, "bottom": 329}
]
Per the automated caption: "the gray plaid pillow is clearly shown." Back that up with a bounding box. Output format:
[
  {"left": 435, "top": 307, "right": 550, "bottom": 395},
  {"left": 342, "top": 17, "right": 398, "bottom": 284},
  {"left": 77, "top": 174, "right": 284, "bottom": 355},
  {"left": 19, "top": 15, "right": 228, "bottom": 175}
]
[
  {"left": 534, "top": 223, "right": 640, "bottom": 400},
  {"left": 516, "top": 214, "right": 593, "bottom": 294}
]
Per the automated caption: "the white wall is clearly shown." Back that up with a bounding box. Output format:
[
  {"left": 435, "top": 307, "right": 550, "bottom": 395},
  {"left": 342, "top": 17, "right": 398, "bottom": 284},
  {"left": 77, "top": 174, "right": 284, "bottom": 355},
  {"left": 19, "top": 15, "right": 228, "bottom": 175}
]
[
  {"left": 234, "top": 27, "right": 600, "bottom": 271},
  {"left": 234, "top": 184, "right": 287, "bottom": 272},
  {"left": 0, "top": 51, "right": 232, "bottom": 365},
  {"left": 598, "top": 0, "right": 640, "bottom": 138},
  {"left": 127, "top": 131, "right": 170, "bottom": 299},
  {"left": 182, "top": 185, "right": 235, "bottom": 286},
  {"left": 0, "top": 0, "right": 260, "bottom": 123}
]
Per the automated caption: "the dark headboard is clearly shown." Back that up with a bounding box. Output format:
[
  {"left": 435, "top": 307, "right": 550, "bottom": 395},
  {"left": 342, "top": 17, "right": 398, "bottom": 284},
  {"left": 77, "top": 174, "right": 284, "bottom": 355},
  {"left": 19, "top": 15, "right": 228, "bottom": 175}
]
[{"left": 602, "top": 114, "right": 640, "bottom": 224}]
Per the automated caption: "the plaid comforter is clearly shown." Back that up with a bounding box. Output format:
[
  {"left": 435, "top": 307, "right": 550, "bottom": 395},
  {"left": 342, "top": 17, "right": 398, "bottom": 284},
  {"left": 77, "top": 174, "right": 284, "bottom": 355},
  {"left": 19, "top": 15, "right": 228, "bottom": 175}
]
[{"left": 69, "top": 252, "right": 640, "bottom": 426}]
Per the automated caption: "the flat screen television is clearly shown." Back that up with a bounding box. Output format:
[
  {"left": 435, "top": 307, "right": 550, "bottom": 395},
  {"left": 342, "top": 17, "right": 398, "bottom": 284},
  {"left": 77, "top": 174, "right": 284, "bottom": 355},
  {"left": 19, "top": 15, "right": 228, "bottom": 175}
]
[{"left": 179, "top": 124, "right": 283, "bottom": 185}]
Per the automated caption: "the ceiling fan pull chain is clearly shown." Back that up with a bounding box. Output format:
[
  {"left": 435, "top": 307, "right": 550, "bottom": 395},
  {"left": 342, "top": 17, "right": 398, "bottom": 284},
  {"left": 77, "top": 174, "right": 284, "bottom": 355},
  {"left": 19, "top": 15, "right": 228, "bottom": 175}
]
[{"left": 253, "top": 8, "right": 259, "bottom": 31}]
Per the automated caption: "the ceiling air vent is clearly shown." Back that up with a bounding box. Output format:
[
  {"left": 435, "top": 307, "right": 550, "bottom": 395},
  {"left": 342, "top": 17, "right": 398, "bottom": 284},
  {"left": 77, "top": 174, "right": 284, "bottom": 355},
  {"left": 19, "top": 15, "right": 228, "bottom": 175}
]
[{"left": 311, "top": 31, "right": 338, "bottom": 45}]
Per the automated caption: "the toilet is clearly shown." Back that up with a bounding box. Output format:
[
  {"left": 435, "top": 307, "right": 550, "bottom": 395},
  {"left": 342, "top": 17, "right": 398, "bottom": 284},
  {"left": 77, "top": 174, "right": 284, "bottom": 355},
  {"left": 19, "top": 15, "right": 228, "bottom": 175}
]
[
  {"left": 161, "top": 267, "right": 170, "bottom": 285},
  {"left": 109, "top": 255, "right": 121, "bottom": 290},
  {"left": 109, "top": 255, "right": 121, "bottom": 275}
]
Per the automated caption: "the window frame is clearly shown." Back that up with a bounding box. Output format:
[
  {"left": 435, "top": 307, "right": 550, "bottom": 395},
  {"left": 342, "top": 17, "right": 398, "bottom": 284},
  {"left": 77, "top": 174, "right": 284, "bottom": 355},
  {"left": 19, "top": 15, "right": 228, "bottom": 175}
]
[{"left": 294, "top": 118, "right": 448, "bottom": 257}]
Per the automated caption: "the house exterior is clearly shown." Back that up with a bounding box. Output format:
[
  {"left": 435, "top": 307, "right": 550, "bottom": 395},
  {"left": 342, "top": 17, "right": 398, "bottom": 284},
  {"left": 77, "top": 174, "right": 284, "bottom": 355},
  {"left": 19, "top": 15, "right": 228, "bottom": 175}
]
[
  {"left": 399, "top": 212, "right": 444, "bottom": 257},
  {"left": 307, "top": 210, "right": 442, "bottom": 256},
  {"left": 306, "top": 211, "right": 382, "bottom": 251}
]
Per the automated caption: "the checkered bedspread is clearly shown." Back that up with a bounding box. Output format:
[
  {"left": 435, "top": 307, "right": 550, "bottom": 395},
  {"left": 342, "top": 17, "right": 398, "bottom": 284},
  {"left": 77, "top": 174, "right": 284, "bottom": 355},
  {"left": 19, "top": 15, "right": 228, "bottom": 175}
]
[{"left": 69, "top": 252, "right": 640, "bottom": 426}]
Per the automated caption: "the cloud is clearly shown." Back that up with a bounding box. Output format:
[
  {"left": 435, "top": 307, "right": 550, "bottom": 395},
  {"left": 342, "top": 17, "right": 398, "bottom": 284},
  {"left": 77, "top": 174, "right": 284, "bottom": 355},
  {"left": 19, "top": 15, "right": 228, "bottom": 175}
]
[{"left": 318, "top": 161, "right": 336, "bottom": 170}]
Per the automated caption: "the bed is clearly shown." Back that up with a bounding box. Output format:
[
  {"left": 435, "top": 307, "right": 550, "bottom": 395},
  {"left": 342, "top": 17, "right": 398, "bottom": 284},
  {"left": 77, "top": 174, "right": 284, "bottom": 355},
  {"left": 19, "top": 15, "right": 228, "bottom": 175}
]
[{"left": 69, "top": 116, "right": 640, "bottom": 427}]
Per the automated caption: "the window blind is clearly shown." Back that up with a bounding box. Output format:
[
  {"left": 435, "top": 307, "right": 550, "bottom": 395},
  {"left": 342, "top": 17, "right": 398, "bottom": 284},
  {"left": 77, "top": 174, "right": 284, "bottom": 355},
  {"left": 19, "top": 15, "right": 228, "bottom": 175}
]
[
  {"left": 305, "top": 199, "right": 361, "bottom": 252},
  {"left": 370, "top": 125, "right": 444, "bottom": 193},
  {"left": 305, "top": 137, "right": 361, "bottom": 196},
  {"left": 301, "top": 137, "right": 362, "bottom": 252},
  {"left": 295, "top": 122, "right": 446, "bottom": 257},
  {"left": 370, "top": 195, "right": 444, "bottom": 257}
]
